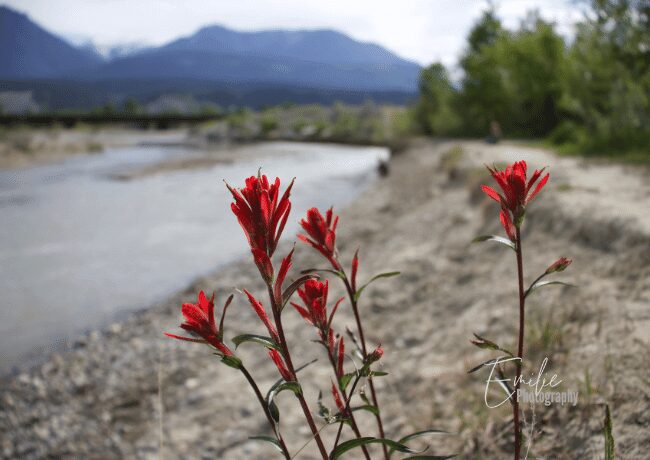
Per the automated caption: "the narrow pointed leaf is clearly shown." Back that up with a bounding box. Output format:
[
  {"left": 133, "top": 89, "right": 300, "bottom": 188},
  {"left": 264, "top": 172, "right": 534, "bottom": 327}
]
[
  {"left": 220, "top": 354, "right": 242, "bottom": 369},
  {"left": 472, "top": 235, "right": 515, "bottom": 251},
  {"left": 281, "top": 274, "right": 318, "bottom": 310},
  {"left": 331, "top": 437, "right": 425, "bottom": 459},
  {"left": 525, "top": 280, "right": 575, "bottom": 298},
  {"left": 249, "top": 435, "right": 284, "bottom": 454},
  {"left": 355, "top": 272, "right": 400, "bottom": 301},
  {"left": 266, "top": 381, "right": 302, "bottom": 424},
  {"left": 301, "top": 268, "right": 345, "bottom": 279},
  {"left": 351, "top": 404, "right": 379, "bottom": 415},
  {"left": 232, "top": 334, "right": 282, "bottom": 352},
  {"left": 390, "top": 430, "right": 448, "bottom": 456},
  {"left": 339, "top": 372, "right": 355, "bottom": 392}
]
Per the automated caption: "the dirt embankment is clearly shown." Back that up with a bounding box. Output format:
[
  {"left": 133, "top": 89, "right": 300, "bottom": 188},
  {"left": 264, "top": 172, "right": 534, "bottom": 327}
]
[
  {"left": 1, "top": 139, "right": 648, "bottom": 459},
  {"left": 0, "top": 128, "right": 191, "bottom": 170}
]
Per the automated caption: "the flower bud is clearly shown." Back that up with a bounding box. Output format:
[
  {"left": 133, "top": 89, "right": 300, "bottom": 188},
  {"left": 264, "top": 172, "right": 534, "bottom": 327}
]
[
  {"left": 545, "top": 257, "right": 572, "bottom": 274},
  {"left": 365, "top": 345, "right": 383, "bottom": 366}
]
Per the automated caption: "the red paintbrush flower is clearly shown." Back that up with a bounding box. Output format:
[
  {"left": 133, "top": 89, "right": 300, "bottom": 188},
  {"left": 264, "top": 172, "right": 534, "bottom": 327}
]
[
  {"left": 298, "top": 207, "right": 340, "bottom": 268},
  {"left": 269, "top": 349, "right": 293, "bottom": 381},
  {"left": 290, "top": 279, "right": 343, "bottom": 332},
  {"left": 226, "top": 172, "right": 294, "bottom": 280},
  {"left": 481, "top": 161, "right": 549, "bottom": 222},
  {"left": 243, "top": 289, "right": 280, "bottom": 343},
  {"left": 165, "top": 291, "right": 234, "bottom": 357}
]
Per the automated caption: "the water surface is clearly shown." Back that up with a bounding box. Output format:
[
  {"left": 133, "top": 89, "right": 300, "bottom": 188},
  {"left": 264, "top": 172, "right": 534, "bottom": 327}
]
[{"left": 0, "top": 141, "right": 387, "bottom": 371}]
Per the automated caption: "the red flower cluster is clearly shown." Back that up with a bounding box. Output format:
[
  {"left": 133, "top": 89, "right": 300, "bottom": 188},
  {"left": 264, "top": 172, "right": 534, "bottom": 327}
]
[
  {"left": 165, "top": 291, "right": 233, "bottom": 357},
  {"left": 227, "top": 173, "right": 294, "bottom": 281},
  {"left": 481, "top": 161, "right": 549, "bottom": 240},
  {"left": 298, "top": 207, "right": 339, "bottom": 267},
  {"left": 291, "top": 279, "right": 343, "bottom": 332}
]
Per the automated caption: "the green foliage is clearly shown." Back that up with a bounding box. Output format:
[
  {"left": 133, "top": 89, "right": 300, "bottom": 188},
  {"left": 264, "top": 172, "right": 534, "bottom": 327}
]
[
  {"left": 122, "top": 98, "right": 142, "bottom": 116},
  {"left": 413, "top": 1, "right": 650, "bottom": 159},
  {"left": 414, "top": 63, "right": 460, "bottom": 135}
]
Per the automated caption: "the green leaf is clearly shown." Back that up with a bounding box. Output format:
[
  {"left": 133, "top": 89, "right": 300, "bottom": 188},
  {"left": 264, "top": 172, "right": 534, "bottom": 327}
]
[
  {"left": 370, "top": 370, "right": 389, "bottom": 377},
  {"left": 339, "top": 372, "right": 355, "bottom": 392},
  {"left": 331, "top": 437, "right": 425, "bottom": 459},
  {"left": 220, "top": 354, "right": 242, "bottom": 369},
  {"left": 281, "top": 274, "right": 317, "bottom": 310},
  {"left": 355, "top": 272, "right": 401, "bottom": 301},
  {"left": 472, "top": 235, "right": 515, "bottom": 251},
  {"left": 249, "top": 435, "right": 284, "bottom": 454},
  {"left": 266, "top": 381, "right": 302, "bottom": 424},
  {"left": 301, "top": 268, "right": 345, "bottom": 279},
  {"left": 604, "top": 404, "right": 615, "bottom": 460},
  {"left": 351, "top": 404, "right": 379, "bottom": 415},
  {"left": 525, "top": 280, "right": 575, "bottom": 298},
  {"left": 470, "top": 333, "right": 514, "bottom": 356},
  {"left": 232, "top": 334, "right": 282, "bottom": 352},
  {"left": 390, "top": 430, "right": 448, "bottom": 456}
]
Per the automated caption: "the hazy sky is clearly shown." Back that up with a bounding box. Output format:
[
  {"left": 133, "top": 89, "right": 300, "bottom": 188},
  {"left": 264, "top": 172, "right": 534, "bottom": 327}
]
[{"left": 4, "top": 0, "right": 585, "bottom": 66}]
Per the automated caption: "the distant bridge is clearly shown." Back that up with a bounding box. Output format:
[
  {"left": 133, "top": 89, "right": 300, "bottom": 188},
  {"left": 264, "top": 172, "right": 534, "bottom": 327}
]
[{"left": 0, "top": 113, "right": 224, "bottom": 129}]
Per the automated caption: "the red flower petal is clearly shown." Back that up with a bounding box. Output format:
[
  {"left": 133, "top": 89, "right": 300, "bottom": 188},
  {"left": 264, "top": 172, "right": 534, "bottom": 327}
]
[
  {"left": 243, "top": 289, "right": 279, "bottom": 342},
  {"left": 526, "top": 173, "right": 549, "bottom": 204},
  {"left": 269, "top": 349, "right": 292, "bottom": 381}
]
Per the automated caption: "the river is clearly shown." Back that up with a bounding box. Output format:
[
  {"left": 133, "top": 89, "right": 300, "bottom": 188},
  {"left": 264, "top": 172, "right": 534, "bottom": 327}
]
[{"left": 0, "top": 141, "right": 388, "bottom": 371}]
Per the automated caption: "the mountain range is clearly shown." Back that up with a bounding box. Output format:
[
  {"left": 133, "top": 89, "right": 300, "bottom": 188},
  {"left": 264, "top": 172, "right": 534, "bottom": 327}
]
[{"left": 0, "top": 5, "right": 420, "bottom": 108}]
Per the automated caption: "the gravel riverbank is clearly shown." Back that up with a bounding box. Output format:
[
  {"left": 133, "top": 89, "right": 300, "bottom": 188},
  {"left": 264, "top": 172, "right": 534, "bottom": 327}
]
[{"left": 1, "top": 139, "right": 648, "bottom": 459}]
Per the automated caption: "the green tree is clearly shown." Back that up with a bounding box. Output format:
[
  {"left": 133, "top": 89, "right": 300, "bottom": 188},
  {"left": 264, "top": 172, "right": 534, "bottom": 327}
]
[
  {"left": 560, "top": 0, "right": 650, "bottom": 154},
  {"left": 122, "top": 98, "right": 142, "bottom": 116},
  {"left": 414, "top": 63, "right": 460, "bottom": 135}
]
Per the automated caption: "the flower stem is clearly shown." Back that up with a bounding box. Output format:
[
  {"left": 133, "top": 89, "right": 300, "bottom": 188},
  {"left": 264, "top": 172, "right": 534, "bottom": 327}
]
[
  {"left": 267, "top": 285, "right": 329, "bottom": 460},
  {"left": 340, "top": 274, "right": 388, "bottom": 460},
  {"left": 240, "top": 365, "right": 291, "bottom": 459},
  {"left": 333, "top": 372, "right": 363, "bottom": 450},
  {"left": 513, "top": 227, "right": 525, "bottom": 460},
  {"left": 326, "top": 346, "right": 371, "bottom": 460}
]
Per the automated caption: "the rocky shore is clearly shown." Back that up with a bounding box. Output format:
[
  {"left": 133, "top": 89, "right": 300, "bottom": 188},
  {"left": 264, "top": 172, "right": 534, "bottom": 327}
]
[{"left": 1, "top": 139, "right": 648, "bottom": 459}]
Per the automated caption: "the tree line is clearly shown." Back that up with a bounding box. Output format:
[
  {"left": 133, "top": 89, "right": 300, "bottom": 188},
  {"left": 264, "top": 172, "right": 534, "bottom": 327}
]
[{"left": 413, "top": 0, "right": 649, "bottom": 159}]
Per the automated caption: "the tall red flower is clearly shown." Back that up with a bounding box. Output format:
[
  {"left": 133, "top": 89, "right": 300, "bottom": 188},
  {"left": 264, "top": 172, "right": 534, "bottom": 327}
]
[
  {"left": 298, "top": 207, "right": 339, "bottom": 268},
  {"left": 227, "top": 173, "right": 294, "bottom": 280},
  {"left": 165, "top": 291, "right": 233, "bottom": 357},
  {"left": 481, "top": 161, "right": 549, "bottom": 221},
  {"left": 290, "top": 279, "right": 343, "bottom": 332},
  {"left": 481, "top": 161, "right": 549, "bottom": 240}
]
